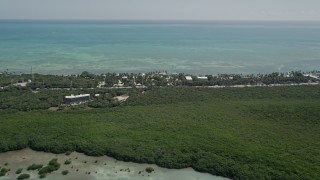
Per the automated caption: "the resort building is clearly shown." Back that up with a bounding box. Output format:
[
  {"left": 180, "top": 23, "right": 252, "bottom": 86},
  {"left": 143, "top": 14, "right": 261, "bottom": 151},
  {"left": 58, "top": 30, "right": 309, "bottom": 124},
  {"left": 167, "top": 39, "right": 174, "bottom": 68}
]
[{"left": 64, "top": 94, "right": 90, "bottom": 103}]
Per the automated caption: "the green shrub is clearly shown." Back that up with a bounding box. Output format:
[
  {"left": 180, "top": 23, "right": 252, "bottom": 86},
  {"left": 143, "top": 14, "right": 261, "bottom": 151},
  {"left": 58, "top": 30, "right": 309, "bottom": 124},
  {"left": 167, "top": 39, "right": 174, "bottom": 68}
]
[
  {"left": 48, "top": 158, "right": 60, "bottom": 169},
  {"left": 62, "top": 170, "right": 69, "bottom": 175},
  {"left": 64, "top": 160, "right": 71, "bottom": 165},
  {"left": 0, "top": 168, "right": 10, "bottom": 176},
  {"left": 17, "top": 173, "right": 30, "bottom": 180},
  {"left": 38, "top": 166, "right": 54, "bottom": 175},
  {"left": 0, "top": 168, "right": 9, "bottom": 173},
  {"left": 39, "top": 174, "right": 46, "bottom": 179},
  {"left": 16, "top": 168, "right": 23, "bottom": 174},
  {"left": 145, "top": 167, "right": 154, "bottom": 173},
  {"left": 27, "top": 164, "right": 43, "bottom": 171},
  {"left": 38, "top": 158, "right": 60, "bottom": 176}
]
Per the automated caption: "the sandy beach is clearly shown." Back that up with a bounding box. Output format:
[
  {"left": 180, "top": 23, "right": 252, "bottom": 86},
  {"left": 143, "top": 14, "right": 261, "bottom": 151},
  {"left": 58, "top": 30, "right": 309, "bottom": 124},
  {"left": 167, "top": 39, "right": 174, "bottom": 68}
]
[{"left": 0, "top": 149, "right": 228, "bottom": 180}]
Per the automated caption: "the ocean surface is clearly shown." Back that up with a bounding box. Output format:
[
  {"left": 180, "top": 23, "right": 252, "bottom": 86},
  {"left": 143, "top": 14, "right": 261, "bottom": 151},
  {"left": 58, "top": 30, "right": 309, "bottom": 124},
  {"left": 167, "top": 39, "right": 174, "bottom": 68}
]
[{"left": 0, "top": 20, "right": 320, "bottom": 75}]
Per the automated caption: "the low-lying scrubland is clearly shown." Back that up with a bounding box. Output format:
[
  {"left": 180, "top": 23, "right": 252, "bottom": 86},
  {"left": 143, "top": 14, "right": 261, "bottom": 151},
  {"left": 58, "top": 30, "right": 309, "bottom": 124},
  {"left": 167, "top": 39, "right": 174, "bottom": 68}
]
[{"left": 0, "top": 86, "right": 319, "bottom": 179}]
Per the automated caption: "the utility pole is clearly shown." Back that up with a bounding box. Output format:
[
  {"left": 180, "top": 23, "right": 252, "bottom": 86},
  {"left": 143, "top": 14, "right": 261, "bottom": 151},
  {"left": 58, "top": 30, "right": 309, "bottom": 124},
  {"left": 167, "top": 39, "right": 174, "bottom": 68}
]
[
  {"left": 31, "top": 66, "right": 34, "bottom": 82},
  {"left": 133, "top": 76, "right": 136, "bottom": 85}
]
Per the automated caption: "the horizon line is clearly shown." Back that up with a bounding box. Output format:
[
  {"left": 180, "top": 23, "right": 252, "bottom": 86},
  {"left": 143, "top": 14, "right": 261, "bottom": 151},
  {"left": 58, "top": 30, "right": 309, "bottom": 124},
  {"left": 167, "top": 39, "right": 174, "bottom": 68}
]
[{"left": 1, "top": 18, "right": 320, "bottom": 23}]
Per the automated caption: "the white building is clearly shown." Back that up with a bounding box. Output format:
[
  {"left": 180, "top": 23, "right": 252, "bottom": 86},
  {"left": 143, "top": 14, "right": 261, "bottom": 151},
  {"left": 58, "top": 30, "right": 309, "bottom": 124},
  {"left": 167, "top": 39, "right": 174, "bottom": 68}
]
[
  {"left": 64, "top": 94, "right": 90, "bottom": 103},
  {"left": 304, "top": 74, "right": 320, "bottom": 80},
  {"left": 13, "top": 82, "right": 28, "bottom": 87},
  {"left": 113, "top": 80, "right": 124, "bottom": 87},
  {"left": 97, "top": 81, "right": 106, "bottom": 88},
  {"left": 197, "top": 76, "right": 208, "bottom": 80},
  {"left": 185, "top": 76, "right": 193, "bottom": 81}
]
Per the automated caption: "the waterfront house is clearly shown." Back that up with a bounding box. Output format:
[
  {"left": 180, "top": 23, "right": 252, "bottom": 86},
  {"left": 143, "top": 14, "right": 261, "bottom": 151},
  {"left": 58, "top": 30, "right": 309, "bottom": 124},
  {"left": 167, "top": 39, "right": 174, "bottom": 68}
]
[{"left": 64, "top": 94, "right": 90, "bottom": 103}]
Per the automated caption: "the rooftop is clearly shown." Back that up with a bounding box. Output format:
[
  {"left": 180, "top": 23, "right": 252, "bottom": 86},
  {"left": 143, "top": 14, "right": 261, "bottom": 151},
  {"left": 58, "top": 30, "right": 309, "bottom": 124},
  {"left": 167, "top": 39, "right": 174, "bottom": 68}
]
[
  {"left": 65, "top": 94, "right": 90, "bottom": 99},
  {"left": 185, "top": 76, "right": 193, "bottom": 81},
  {"left": 197, "top": 76, "right": 208, "bottom": 80}
]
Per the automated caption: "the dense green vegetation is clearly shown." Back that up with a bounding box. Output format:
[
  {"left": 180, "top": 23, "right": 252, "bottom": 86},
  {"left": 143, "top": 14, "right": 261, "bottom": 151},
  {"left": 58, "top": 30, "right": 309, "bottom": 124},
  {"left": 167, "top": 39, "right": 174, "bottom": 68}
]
[
  {"left": 0, "top": 86, "right": 133, "bottom": 111},
  {"left": 0, "top": 86, "right": 319, "bottom": 179},
  {"left": 0, "top": 71, "right": 102, "bottom": 88}
]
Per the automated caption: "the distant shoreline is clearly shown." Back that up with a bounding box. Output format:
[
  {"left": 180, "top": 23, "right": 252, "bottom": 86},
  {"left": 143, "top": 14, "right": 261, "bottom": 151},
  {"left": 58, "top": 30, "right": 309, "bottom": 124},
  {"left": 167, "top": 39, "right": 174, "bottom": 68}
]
[
  {"left": 1, "top": 71, "right": 319, "bottom": 90},
  {"left": 1, "top": 19, "right": 320, "bottom": 24}
]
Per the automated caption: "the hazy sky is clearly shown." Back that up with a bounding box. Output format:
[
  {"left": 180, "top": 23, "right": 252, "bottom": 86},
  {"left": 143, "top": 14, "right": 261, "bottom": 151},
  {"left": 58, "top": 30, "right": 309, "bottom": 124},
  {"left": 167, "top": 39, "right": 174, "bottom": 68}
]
[{"left": 1, "top": 0, "right": 320, "bottom": 21}]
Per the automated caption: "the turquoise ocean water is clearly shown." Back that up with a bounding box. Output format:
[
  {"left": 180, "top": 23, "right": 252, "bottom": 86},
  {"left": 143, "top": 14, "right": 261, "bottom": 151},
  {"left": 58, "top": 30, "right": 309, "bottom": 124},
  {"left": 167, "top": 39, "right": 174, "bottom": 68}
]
[{"left": 0, "top": 20, "right": 320, "bottom": 75}]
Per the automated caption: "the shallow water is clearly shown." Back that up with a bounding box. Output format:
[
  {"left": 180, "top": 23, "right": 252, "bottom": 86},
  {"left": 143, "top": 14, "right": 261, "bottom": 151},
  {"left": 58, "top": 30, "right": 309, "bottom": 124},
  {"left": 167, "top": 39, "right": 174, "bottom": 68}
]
[
  {"left": 1, "top": 20, "right": 320, "bottom": 75},
  {"left": 0, "top": 149, "right": 228, "bottom": 180}
]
